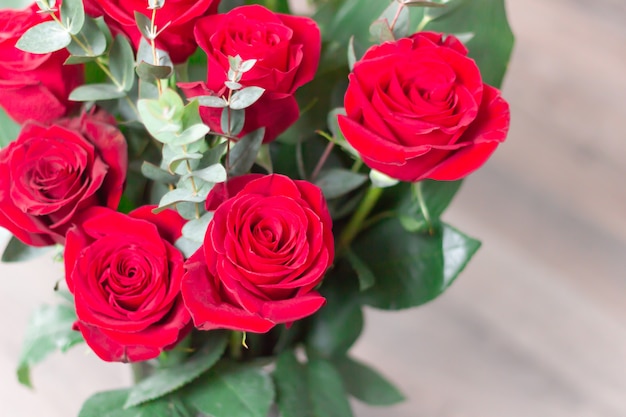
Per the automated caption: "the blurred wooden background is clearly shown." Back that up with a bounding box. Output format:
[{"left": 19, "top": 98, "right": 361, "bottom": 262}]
[{"left": 2, "top": 0, "right": 626, "bottom": 416}]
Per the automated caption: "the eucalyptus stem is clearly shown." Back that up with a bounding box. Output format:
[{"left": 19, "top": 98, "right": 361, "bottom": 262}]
[
  {"left": 338, "top": 185, "right": 384, "bottom": 253},
  {"left": 414, "top": 181, "right": 434, "bottom": 235},
  {"left": 310, "top": 140, "right": 335, "bottom": 182}
]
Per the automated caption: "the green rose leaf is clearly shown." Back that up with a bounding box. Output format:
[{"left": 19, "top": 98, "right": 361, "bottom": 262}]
[
  {"left": 80, "top": 389, "right": 192, "bottom": 417},
  {"left": 331, "top": 356, "right": 405, "bottom": 406},
  {"left": 124, "top": 331, "right": 228, "bottom": 408},
  {"left": 186, "top": 362, "right": 275, "bottom": 417},
  {"left": 17, "top": 304, "right": 84, "bottom": 388},
  {"left": 16, "top": 21, "right": 71, "bottom": 54},
  {"left": 2, "top": 236, "right": 52, "bottom": 263},
  {"left": 273, "top": 352, "right": 353, "bottom": 417},
  {"left": 306, "top": 266, "right": 364, "bottom": 358},
  {"left": 354, "top": 218, "right": 480, "bottom": 309}
]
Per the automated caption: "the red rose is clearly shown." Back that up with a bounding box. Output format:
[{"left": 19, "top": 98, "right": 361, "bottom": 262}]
[
  {"left": 338, "top": 32, "right": 510, "bottom": 182},
  {"left": 0, "top": 109, "right": 127, "bottom": 246},
  {"left": 86, "top": 0, "right": 220, "bottom": 63},
  {"left": 180, "top": 5, "right": 321, "bottom": 143},
  {"left": 65, "top": 206, "right": 190, "bottom": 362},
  {"left": 182, "top": 174, "right": 334, "bottom": 333},
  {"left": 0, "top": 4, "right": 83, "bottom": 124}
]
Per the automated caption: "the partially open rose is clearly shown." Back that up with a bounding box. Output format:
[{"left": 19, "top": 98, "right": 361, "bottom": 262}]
[
  {"left": 182, "top": 174, "right": 334, "bottom": 333},
  {"left": 338, "top": 32, "right": 510, "bottom": 182},
  {"left": 0, "top": 110, "right": 127, "bottom": 246},
  {"left": 0, "top": 4, "right": 83, "bottom": 124},
  {"left": 180, "top": 5, "right": 321, "bottom": 142},
  {"left": 65, "top": 206, "right": 190, "bottom": 362}
]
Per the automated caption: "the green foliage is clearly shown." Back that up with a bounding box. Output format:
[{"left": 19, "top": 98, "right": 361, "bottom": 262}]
[
  {"left": 331, "top": 356, "right": 405, "bottom": 406},
  {"left": 0, "top": 108, "right": 20, "bottom": 149},
  {"left": 314, "top": 168, "right": 367, "bottom": 200},
  {"left": 2, "top": 237, "right": 52, "bottom": 263},
  {"left": 16, "top": 21, "right": 71, "bottom": 54},
  {"left": 306, "top": 267, "right": 363, "bottom": 358},
  {"left": 70, "top": 84, "right": 127, "bottom": 101},
  {"left": 80, "top": 389, "right": 192, "bottom": 417},
  {"left": 353, "top": 219, "right": 480, "bottom": 310},
  {"left": 124, "top": 331, "right": 228, "bottom": 408},
  {"left": 416, "top": 0, "right": 515, "bottom": 88},
  {"left": 228, "top": 128, "right": 265, "bottom": 176},
  {"left": 273, "top": 352, "right": 353, "bottom": 417},
  {"left": 60, "top": 0, "right": 85, "bottom": 35},
  {"left": 17, "top": 304, "right": 84, "bottom": 388},
  {"left": 109, "top": 35, "right": 136, "bottom": 92},
  {"left": 67, "top": 16, "right": 107, "bottom": 58},
  {"left": 185, "top": 362, "right": 274, "bottom": 417}
]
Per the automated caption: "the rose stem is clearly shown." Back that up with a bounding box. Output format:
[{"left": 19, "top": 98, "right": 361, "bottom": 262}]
[
  {"left": 338, "top": 185, "right": 384, "bottom": 253},
  {"left": 414, "top": 181, "right": 434, "bottom": 235},
  {"left": 310, "top": 140, "right": 335, "bottom": 182},
  {"left": 229, "top": 331, "right": 244, "bottom": 360}
]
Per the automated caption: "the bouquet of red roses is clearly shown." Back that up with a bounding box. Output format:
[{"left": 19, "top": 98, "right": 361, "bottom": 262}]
[{"left": 0, "top": 0, "right": 512, "bottom": 415}]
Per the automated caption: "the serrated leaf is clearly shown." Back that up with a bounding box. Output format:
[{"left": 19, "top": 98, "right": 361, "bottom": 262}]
[
  {"left": 315, "top": 169, "right": 367, "bottom": 199},
  {"left": 109, "top": 35, "right": 135, "bottom": 92},
  {"left": 17, "top": 304, "right": 83, "bottom": 388},
  {"left": 155, "top": 188, "right": 205, "bottom": 213},
  {"left": 2, "top": 236, "right": 52, "bottom": 263},
  {"left": 229, "top": 87, "right": 265, "bottom": 110},
  {"left": 16, "top": 21, "right": 71, "bottom": 54},
  {"left": 273, "top": 353, "right": 353, "bottom": 417},
  {"left": 228, "top": 128, "right": 264, "bottom": 176},
  {"left": 220, "top": 108, "right": 245, "bottom": 136},
  {"left": 331, "top": 356, "right": 405, "bottom": 406},
  {"left": 141, "top": 161, "right": 179, "bottom": 184},
  {"left": 60, "top": 0, "right": 85, "bottom": 35},
  {"left": 80, "top": 389, "right": 191, "bottom": 417},
  {"left": 69, "top": 84, "right": 126, "bottom": 101},
  {"left": 124, "top": 331, "right": 228, "bottom": 408},
  {"left": 186, "top": 362, "right": 274, "bottom": 417},
  {"left": 442, "top": 223, "right": 481, "bottom": 288},
  {"left": 307, "top": 359, "right": 353, "bottom": 417}
]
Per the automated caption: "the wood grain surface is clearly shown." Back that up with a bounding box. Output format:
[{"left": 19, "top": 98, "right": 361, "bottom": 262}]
[{"left": 1, "top": 0, "right": 625, "bottom": 416}]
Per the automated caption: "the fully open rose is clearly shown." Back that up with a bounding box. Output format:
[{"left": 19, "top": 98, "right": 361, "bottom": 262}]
[
  {"left": 0, "top": 4, "right": 83, "bottom": 124},
  {"left": 86, "top": 0, "right": 220, "bottom": 63},
  {"left": 180, "top": 5, "right": 321, "bottom": 142},
  {"left": 182, "top": 174, "right": 334, "bottom": 333},
  {"left": 338, "top": 32, "right": 510, "bottom": 182},
  {"left": 65, "top": 206, "right": 190, "bottom": 362},
  {"left": 0, "top": 110, "right": 127, "bottom": 246}
]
